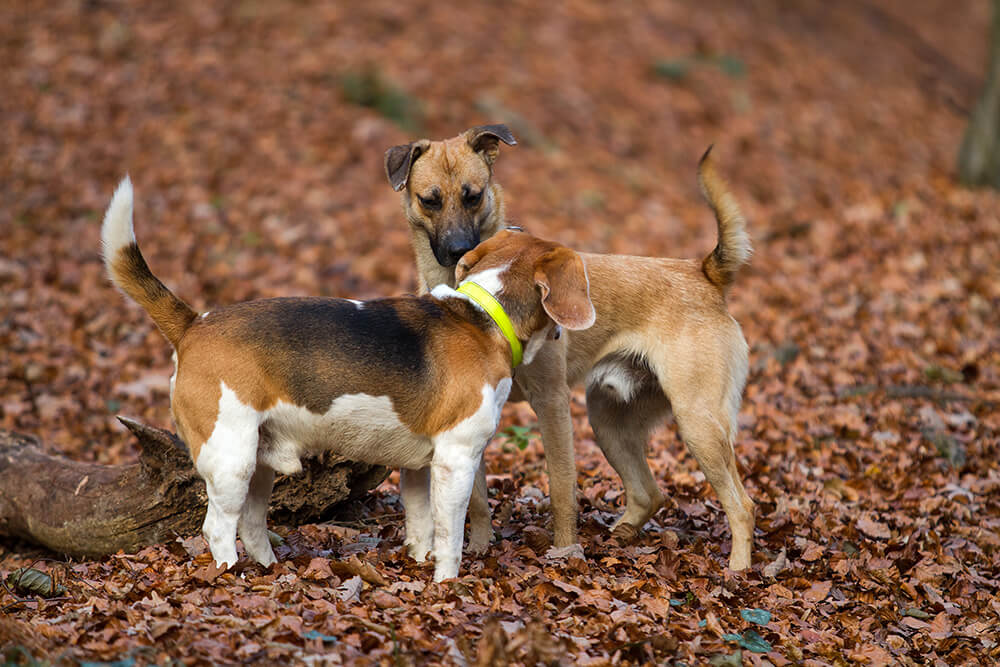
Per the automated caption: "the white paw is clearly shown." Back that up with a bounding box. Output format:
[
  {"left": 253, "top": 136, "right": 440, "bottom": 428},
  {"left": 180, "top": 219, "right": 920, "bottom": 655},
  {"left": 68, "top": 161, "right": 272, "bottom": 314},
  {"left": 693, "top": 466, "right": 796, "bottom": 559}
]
[
  {"left": 433, "top": 558, "right": 460, "bottom": 582},
  {"left": 253, "top": 548, "right": 277, "bottom": 567},
  {"left": 213, "top": 556, "right": 237, "bottom": 570},
  {"left": 405, "top": 540, "right": 432, "bottom": 563},
  {"left": 209, "top": 544, "right": 238, "bottom": 570}
]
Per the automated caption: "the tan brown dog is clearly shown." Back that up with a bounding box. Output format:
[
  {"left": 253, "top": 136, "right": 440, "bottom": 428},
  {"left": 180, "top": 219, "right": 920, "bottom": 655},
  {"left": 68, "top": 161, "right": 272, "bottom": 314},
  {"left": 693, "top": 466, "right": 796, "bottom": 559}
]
[
  {"left": 101, "top": 176, "right": 594, "bottom": 581},
  {"left": 385, "top": 126, "right": 755, "bottom": 570}
]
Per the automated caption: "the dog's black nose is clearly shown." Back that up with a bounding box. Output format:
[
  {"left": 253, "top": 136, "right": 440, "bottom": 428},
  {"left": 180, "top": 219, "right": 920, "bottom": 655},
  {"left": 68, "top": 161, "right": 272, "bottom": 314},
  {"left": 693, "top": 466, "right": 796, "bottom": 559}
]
[
  {"left": 445, "top": 243, "right": 473, "bottom": 266},
  {"left": 438, "top": 229, "right": 479, "bottom": 266}
]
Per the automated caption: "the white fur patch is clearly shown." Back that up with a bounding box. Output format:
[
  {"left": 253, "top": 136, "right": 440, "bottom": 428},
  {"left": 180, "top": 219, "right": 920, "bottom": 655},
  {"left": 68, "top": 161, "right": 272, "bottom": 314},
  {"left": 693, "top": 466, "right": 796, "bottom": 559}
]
[
  {"left": 347, "top": 299, "right": 364, "bottom": 309},
  {"left": 462, "top": 263, "right": 509, "bottom": 296},
  {"left": 100, "top": 176, "right": 136, "bottom": 263},
  {"left": 169, "top": 351, "right": 178, "bottom": 404},
  {"left": 196, "top": 382, "right": 262, "bottom": 569},
  {"left": 259, "top": 393, "right": 432, "bottom": 474},
  {"left": 430, "top": 284, "right": 465, "bottom": 301},
  {"left": 587, "top": 357, "right": 643, "bottom": 403}
]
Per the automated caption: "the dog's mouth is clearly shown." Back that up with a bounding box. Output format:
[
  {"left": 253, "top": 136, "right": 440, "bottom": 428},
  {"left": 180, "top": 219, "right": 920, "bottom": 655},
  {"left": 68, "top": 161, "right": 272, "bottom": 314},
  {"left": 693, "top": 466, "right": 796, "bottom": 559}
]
[
  {"left": 432, "top": 245, "right": 460, "bottom": 267},
  {"left": 432, "top": 228, "right": 480, "bottom": 267}
]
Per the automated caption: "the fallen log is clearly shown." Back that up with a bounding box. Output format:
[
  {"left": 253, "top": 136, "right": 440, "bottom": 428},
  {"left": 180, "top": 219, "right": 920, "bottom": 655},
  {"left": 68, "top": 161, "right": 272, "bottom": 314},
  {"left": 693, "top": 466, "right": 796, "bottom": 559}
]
[{"left": 0, "top": 418, "right": 389, "bottom": 559}]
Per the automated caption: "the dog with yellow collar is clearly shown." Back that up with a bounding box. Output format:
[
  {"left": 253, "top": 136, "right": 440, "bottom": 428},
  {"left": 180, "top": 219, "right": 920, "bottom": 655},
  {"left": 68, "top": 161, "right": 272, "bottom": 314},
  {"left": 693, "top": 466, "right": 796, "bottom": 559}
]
[{"left": 100, "top": 177, "right": 595, "bottom": 581}]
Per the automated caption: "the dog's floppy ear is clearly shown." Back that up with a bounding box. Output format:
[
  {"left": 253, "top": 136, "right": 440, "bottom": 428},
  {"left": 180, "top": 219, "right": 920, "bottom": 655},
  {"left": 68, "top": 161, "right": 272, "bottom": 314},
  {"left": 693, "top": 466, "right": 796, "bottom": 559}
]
[
  {"left": 384, "top": 139, "right": 431, "bottom": 191},
  {"left": 534, "top": 247, "right": 596, "bottom": 330},
  {"left": 454, "top": 242, "right": 489, "bottom": 284},
  {"left": 466, "top": 124, "right": 517, "bottom": 166}
]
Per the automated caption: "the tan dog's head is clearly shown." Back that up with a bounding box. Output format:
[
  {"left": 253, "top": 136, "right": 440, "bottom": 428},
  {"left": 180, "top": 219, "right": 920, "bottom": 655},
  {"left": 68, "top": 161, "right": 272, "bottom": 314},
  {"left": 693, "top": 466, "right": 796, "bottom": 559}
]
[
  {"left": 385, "top": 125, "right": 516, "bottom": 267},
  {"left": 455, "top": 230, "right": 596, "bottom": 364}
]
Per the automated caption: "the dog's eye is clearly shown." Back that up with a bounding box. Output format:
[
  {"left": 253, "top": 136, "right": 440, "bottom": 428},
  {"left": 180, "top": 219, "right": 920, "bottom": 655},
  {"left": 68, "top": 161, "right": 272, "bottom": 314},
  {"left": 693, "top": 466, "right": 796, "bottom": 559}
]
[
  {"left": 418, "top": 194, "right": 442, "bottom": 211},
  {"left": 463, "top": 189, "right": 483, "bottom": 208}
]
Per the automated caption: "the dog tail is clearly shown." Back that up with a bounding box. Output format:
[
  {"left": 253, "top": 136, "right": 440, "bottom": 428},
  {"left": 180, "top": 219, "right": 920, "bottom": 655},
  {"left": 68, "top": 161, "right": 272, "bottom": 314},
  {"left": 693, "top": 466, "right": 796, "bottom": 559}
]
[
  {"left": 698, "top": 146, "right": 751, "bottom": 292},
  {"left": 101, "top": 176, "right": 197, "bottom": 348}
]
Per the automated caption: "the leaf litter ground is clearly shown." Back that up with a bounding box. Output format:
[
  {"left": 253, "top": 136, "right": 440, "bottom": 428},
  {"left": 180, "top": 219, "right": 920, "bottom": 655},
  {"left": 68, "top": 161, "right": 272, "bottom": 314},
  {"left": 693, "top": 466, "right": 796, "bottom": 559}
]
[{"left": 1, "top": 1, "right": 998, "bottom": 664}]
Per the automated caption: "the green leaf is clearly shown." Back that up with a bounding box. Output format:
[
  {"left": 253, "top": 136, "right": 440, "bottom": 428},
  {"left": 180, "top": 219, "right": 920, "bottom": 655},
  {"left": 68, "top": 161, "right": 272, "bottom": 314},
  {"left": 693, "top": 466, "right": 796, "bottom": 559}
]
[
  {"left": 303, "top": 629, "right": 338, "bottom": 643},
  {"left": 903, "top": 607, "right": 931, "bottom": 619},
  {"left": 740, "top": 608, "right": 772, "bottom": 626},
  {"left": 773, "top": 341, "right": 799, "bottom": 365},
  {"left": 923, "top": 364, "right": 964, "bottom": 384},
  {"left": 653, "top": 59, "right": 692, "bottom": 81},
  {"left": 500, "top": 424, "right": 536, "bottom": 451},
  {"left": 721, "top": 633, "right": 742, "bottom": 642},
  {"left": 670, "top": 591, "right": 694, "bottom": 606},
  {"left": 738, "top": 629, "right": 772, "bottom": 653},
  {"left": 340, "top": 67, "right": 422, "bottom": 133},
  {"left": 80, "top": 659, "right": 136, "bottom": 667},
  {"left": 923, "top": 428, "right": 966, "bottom": 468},
  {"left": 6, "top": 567, "right": 66, "bottom": 598},
  {"left": 714, "top": 53, "right": 747, "bottom": 78}
]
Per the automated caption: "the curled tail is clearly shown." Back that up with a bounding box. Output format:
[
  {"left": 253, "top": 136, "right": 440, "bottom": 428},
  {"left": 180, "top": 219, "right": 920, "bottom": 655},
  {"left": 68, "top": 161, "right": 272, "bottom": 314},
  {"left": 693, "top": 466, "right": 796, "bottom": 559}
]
[
  {"left": 698, "top": 146, "right": 751, "bottom": 292},
  {"left": 101, "top": 176, "right": 197, "bottom": 347}
]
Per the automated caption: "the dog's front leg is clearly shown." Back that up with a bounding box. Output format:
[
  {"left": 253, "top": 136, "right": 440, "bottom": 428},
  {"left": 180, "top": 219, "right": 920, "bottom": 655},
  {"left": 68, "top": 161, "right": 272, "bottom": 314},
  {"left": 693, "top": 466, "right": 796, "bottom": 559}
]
[
  {"left": 429, "top": 442, "right": 485, "bottom": 582},
  {"left": 516, "top": 341, "right": 578, "bottom": 547},
  {"left": 401, "top": 467, "right": 434, "bottom": 562},
  {"left": 531, "top": 390, "right": 576, "bottom": 546}
]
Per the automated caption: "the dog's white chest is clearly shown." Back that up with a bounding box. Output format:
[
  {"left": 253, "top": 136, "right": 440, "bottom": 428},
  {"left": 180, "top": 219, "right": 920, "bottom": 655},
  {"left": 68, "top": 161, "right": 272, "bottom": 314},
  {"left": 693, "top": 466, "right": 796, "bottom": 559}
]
[{"left": 258, "top": 393, "right": 432, "bottom": 473}]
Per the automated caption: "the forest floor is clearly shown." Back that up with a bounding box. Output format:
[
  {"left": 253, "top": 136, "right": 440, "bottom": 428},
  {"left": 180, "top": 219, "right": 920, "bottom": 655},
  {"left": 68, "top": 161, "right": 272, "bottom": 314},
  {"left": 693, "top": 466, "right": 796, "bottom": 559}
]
[{"left": 1, "top": 0, "right": 998, "bottom": 664}]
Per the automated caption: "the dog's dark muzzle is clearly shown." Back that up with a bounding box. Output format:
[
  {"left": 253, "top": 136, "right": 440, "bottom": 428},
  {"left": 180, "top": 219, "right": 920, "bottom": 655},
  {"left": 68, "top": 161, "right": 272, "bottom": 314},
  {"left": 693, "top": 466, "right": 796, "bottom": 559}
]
[{"left": 434, "top": 227, "right": 480, "bottom": 267}]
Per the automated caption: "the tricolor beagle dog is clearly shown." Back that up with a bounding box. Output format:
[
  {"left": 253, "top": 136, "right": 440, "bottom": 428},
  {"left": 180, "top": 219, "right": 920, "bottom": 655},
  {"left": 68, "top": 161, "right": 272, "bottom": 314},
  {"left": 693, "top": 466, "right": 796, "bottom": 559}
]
[{"left": 100, "top": 177, "right": 595, "bottom": 581}]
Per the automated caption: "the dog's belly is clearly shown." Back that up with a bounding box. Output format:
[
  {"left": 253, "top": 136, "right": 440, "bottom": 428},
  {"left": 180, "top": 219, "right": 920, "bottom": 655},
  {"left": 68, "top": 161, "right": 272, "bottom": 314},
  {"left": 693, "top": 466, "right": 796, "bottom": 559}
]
[{"left": 258, "top": 393, "right": 433, "bottom": 474}]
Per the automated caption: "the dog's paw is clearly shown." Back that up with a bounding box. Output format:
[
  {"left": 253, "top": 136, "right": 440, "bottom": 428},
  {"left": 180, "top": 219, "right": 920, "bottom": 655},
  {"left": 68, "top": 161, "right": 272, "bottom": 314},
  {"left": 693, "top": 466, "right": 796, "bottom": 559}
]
[
  {"left": 405, "top": 541, "right": 432, "bottom": 563},
  {"left": 465, "top": 527, "right": 494, "bottom": 555},
  {"left": 610, "top": 522, "right": 642, "bottom": 543},
  {"left": 465, "top": 537, "right": 491, "bottom": 556}
]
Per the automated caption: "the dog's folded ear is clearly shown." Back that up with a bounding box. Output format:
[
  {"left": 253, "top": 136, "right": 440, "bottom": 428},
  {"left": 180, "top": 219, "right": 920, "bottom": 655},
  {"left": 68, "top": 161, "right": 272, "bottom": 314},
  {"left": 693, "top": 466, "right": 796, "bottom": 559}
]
[
  {"left": 466, "top": 124, "right": 517, "bottom": 165},
  {"left": 534, "top": 247, "right": 596, "bottom": 331},
  {"left": 384, "top": 139, "right": 431, "bottom": 191},
  {"left": 454, "top": 243, "right": 488, "bottom": 284}
]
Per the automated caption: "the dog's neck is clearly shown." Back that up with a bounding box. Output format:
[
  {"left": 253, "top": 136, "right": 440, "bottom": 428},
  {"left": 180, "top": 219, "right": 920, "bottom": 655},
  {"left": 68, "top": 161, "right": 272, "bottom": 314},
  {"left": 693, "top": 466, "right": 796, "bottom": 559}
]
[
  {"left": 429, "top": 284, "right": 522, "bottom": 369},
  {"left": 411, "top": 227, "right": 456, "bottom": 294}
]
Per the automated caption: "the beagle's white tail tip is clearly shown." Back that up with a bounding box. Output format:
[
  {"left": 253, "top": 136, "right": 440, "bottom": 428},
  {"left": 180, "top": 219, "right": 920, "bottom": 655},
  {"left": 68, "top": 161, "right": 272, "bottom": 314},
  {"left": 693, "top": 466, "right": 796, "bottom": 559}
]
[{"left": 101, "top": 175, "right": 136, "bottom": 260}]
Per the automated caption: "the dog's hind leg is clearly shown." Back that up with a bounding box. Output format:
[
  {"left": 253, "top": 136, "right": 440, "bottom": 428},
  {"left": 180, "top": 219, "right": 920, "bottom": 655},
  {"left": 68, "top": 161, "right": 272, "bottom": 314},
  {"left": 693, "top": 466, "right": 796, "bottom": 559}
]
[
  {"left": 401, "top": 467, "right": 434, "bottom": 562},
  {"left": 585, "top": 359, "right": 668, "bottom": 541},
  {"left": 195, "top": 384, "right": 261, "bottom": 569},
  {"left": 670, "top": 399, "right": 754, "bottom": 570},
  {"left": 466, "top": 461, "right": 493, "bottom": 554},
  {"left": 238, "top": 464, "right": 276, "bottom": 566},
  {"left": 649, "top": 335, "right": 755, "bottom": 570}
]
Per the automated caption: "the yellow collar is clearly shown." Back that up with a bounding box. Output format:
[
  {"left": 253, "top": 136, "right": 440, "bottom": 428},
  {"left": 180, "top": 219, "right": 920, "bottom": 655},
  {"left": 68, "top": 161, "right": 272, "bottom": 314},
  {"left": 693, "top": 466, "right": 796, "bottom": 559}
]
[{"left": 456, "top": 281, "right": 523, "bottom": 367}]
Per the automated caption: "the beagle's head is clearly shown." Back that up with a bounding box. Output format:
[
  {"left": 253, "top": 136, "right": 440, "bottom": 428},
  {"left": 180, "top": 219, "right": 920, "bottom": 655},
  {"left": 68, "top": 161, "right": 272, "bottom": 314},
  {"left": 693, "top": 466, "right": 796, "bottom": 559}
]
[{"left": 455, "top": 230, "right": 596, "bottom": 364}]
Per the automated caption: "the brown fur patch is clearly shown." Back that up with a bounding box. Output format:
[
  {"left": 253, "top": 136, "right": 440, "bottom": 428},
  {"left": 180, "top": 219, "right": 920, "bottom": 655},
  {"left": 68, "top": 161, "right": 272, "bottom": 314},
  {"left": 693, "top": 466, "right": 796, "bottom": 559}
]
[
  {"left": 698, "top": 146, "right": 751, "bottom": 291},
  {"left": 111, "top": 244, "right": 196, "bottom": 347}
]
